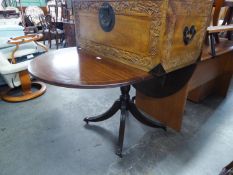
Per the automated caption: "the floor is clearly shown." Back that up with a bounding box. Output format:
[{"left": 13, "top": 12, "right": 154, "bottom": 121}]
[{"left": 0, "top": 79, "right": 233, "bottom": 175}]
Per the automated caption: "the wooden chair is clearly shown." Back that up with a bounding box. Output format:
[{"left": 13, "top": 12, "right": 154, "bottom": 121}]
[
  {"left": 24, "top": 6, "right": 45, "bottom": 35},
  {"left": 40, "top": 14, "right": 64, "bottom": 49},
  {"left": 39, "top": 14, "right": 49, "bottom": 44},
  {"left": 207, "top": 0, "right": 233, "bottom": 56},
  {"left": 23, "top": 15, "right": 39, "bottom": 35},
  {"left": 25, "top": 6, "right": 44, "bottom": 25}
]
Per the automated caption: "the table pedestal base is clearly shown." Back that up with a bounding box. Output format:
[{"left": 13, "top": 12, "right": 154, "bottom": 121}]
[{"left": 84, "top": 85, "right": 166, "bottom": 157}]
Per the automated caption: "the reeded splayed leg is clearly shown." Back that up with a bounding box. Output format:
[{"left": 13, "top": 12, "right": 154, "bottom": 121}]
[
  {"left": 116, "top": 102, "right": 128, "bottom": 158},
  {"left": 83, "top": 100, "right": 121, "bottom": 124}
]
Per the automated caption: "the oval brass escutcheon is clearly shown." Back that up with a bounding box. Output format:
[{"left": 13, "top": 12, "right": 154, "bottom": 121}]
[{"left": 99, "top": 2, "right": 115, "bottom": 32}]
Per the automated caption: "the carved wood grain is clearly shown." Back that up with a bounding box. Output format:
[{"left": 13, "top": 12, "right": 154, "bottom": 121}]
[{"left": 73, "top": 0, "right": 213, "bottom": 72}]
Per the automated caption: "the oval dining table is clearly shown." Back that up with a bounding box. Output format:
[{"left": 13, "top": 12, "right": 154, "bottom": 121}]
[{"left": 28, "top": 47, "right": 166, "bottom": 157}]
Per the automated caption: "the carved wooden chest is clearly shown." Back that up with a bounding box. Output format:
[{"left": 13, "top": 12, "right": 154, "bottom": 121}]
[{"left": 73, "top": 0, "right": 213, "bottom": 73}]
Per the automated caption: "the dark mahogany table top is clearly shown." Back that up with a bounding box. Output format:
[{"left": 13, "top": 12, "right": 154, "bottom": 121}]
[{"left": 28, "top": 47, "right": 152, "bottom": 89}]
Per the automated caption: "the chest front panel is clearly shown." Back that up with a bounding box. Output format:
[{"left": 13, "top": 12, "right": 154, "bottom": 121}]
[{"left": 73, "top": 0, "right": 213, "bottom": 73}]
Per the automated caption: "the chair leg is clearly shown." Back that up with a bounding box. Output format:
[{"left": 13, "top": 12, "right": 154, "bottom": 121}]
[
  {"left": 214, "top": 33, "right": 220, "bottom": 44},
  {"left": 62, "top": 34, "right": 65, "bottom": 43},
  {"left": 210, "top": 33, "right": 216, "bottom": 57},
  {"left": 49, "top": 33, "right": 52, "bottom": 49},
  {"left": 56, "top": 34, "right": 58, "bottom": 49},
  {"left": 61, "top": 34, "right": 65, "bottom": 48},
  {"left": 43, "top": 33, "right": 46, "bottom": 45}
]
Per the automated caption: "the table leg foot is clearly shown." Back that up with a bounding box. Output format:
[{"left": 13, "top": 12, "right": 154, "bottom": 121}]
[
  {"left": 116, "top": 101, "right": 128, "bottom": 158},
  {"left": 84, "top": 100, "right": 121, "bottom": 124},
  {"left": 116, "top": 149, "right": 123, "bottom": 158}
]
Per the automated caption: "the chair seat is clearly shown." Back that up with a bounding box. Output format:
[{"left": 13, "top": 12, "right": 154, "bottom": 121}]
[
  {"left": 55, "top": 29, "right": 64, "bottom": 34},
  {"left": 0, "top": 52, "right": 29, "bottom": 88},
  {"left": 44, "top": 28, "right": 64, "bottom": 35},
  {"left": 0, "top": 49, "right": 32, "bottom": 75},
  {"left": 207, "top": 24, "right": 233, "bottom": 33}
]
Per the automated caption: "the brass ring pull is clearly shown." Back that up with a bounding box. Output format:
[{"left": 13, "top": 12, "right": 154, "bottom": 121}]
[{"left": 99, "top": 2, "right": 115, "bottom": 32}]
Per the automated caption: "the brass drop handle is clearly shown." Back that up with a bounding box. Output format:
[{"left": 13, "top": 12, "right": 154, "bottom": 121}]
[{"left": 183, "top": 25, "right": 197, "bottom": 45}]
